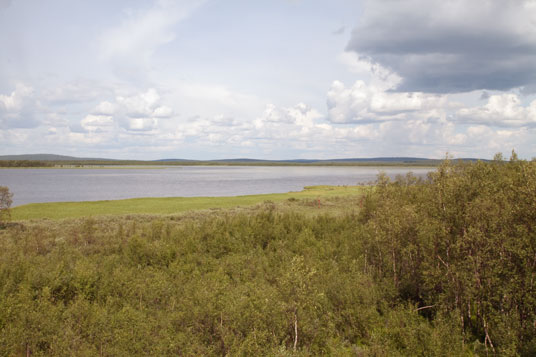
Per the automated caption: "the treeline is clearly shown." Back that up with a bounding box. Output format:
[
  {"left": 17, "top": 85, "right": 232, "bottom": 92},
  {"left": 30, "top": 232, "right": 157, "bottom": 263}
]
[
  {"left": 0, "top": 160, "right": 54, "bottom": 168},
  {"left": 0, "top": 155, "right": 534, "bottom": 355}
]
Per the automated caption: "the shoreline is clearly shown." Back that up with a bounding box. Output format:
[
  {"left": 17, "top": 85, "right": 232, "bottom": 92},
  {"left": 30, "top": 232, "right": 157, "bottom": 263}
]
[{"left": 10, "top": 185, "right": 370, "bottom": 221}]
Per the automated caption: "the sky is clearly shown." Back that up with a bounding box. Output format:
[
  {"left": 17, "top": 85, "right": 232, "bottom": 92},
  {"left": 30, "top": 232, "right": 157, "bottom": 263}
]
[{"left": 1, "top": 0, "right": 536, "bottom": 160}]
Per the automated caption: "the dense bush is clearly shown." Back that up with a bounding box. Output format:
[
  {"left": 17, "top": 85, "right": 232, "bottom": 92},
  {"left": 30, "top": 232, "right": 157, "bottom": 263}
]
[
  {"left": 360, "top": 153, "right": 536, "bottom": 355},
  {"left": 0, "top": 212, "right": 467, "bottom": 355},
  {"left": 0, "top": 186, "right": 13, "bottom": 228},
  {"left": 0, "top": 156, "right": 534, "bottom": 355}
]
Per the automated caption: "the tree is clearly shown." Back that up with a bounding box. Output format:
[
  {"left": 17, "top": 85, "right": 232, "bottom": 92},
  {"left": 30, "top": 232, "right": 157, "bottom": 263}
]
[
  {"left": 359, "top": 158, "right": 536, "bottom": 354},
  {"left": 0, "top": 186, "right": 13, "bottom": 227}
]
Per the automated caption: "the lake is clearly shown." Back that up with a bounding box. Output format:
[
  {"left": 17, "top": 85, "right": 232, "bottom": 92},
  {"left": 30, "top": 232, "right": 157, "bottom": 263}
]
[{"left": 0, "top": 166, "right": 433, "bottom": 206}]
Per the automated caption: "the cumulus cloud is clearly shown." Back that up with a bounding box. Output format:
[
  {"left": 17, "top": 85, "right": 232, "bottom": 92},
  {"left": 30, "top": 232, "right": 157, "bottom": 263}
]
[
  {"left": 260, "top": 103, "right": 322, "bottom": 125},
  {"left": 163, "top": 103, "right": 326, "bottom": 152},
  {"left": 338, "top": 52, "right": 402, "bottom": 90},
  {"left": 456, "top": 94, "right": 536, "bottom": 127},
  {"left": 464, "top": 125, "right": 532, "bottom": 155},
  {"left": 327, "top": 80, "right": 446, "bottom": 123},
  {"left": 0, "top": 84, "right": 40, "bottom": 129},
  {"left": 0, "top": 84, "right": 32, "bottom": 112},
  {"left": 83, "top": 88, "right": 173, "bottom": 133},
  {"left": 347, "top": 0, "right": 536, "bottom": 93},
  {"left": 249, "top": 101, "right": 473, "bottom": 158},
  {"left": 115, "top": 88, "right": 172, "bottom": 119},
  {"left": 92, "top": 101, "right": 116, "bottom": 116},
  {"left": 253, "top": 103, "right": 324, "bottom": 141},
  {"left": 80, "top": 114, "right": 115, "bottom": 133}
]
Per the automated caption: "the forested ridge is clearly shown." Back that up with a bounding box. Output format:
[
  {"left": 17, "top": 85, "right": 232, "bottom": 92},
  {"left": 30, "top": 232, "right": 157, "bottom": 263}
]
[{"left": 0, "top": 155, "right": 534, "bottom": 355}]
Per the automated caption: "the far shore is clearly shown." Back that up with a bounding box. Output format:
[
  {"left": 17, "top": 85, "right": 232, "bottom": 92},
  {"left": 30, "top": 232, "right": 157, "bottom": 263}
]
[{"left": 0, "top": 162, "right": 439, "bottom": 169}]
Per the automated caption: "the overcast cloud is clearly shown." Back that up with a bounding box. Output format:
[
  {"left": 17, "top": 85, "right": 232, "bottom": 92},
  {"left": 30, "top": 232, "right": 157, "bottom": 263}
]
[
  {"left": 0, "top": 0, "right": 535, "bottom": 160},
  {"left": 347, "top": 0, "right": 536, "bottom": 93}
]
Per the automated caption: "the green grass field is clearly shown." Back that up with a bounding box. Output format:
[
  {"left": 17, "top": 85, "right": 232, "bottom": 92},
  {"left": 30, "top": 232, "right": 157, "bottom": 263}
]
[{"left": 11, "top": 185, "right": 369, "bottom": 220}]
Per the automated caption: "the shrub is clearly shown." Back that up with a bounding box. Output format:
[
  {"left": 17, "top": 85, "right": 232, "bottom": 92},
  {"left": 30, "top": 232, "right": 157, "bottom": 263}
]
[
  {"left": 359, "top": 156, "right": 536, "bottom": 355},
  {"left": 0, "top": 186, "right": 13, "bottom": 227}
]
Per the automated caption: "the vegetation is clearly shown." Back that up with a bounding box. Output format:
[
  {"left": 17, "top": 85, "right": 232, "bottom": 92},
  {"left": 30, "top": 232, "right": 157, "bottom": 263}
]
[
  {"left": 0, "top": 154, "right": 443, "bottom": 167},
  {"left": 0, "top": 186, "right": 13, "bottom": 227},
  {"left": 0, "top": 160, "right": 54, "bottom": 168},
  {"left": 358, "top": 153, "right": 536, "bottom": 355},
  {"left": 11, "top": 185, "right": 367, "bottom": 220},
  {"left": 0, "top": 156, "right": 534, "bottom": 355}
]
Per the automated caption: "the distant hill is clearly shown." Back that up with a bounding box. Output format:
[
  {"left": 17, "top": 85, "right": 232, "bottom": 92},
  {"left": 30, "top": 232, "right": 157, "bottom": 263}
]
[
  {"left": 207, "top": 157, "right": 442, "bottom": 164},
  {"left": 154, "top": 158, "right": 192, "bottom": 162},
  {"left": 0, "top": 154, "right": 114, "bottom": 161},
  {"left": 0, "top": 154, "right": 487, "bottom": 165},
  {"left": 160, "top": 157, "right": 437, "bottom": 163}
]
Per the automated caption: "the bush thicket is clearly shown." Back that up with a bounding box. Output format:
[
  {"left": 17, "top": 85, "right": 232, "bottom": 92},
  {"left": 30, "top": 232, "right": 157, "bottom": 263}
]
[
  {"left": 0, "top": 156, "right": 534, "bottom": 355},
  {"left": 0, "top": 186, "right": 13, "bottom": 227},
  {"left": 359, "top": 153, "right": 536, "bottom": 355}
]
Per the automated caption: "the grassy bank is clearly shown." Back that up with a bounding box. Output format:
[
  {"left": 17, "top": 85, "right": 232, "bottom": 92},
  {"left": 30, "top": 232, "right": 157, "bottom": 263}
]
[{"left": 11, "top": 185, "right": 368, "bottom": 220}]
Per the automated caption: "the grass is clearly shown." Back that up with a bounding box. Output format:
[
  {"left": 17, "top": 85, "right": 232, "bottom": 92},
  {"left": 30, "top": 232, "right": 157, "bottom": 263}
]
[{"left": 11, "top": 185, "right": 369, "bottom": 221}]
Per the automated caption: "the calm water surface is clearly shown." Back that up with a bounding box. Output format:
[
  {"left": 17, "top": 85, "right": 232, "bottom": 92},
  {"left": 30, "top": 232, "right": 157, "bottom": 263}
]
[{"left": 0, "top": 166, "right": 432, "bottom": 206}]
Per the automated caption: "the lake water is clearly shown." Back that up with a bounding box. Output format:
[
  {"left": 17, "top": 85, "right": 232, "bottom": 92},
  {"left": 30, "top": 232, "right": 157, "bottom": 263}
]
[{"left": 0, "top": 166, "right": 433, "bottom": 206}]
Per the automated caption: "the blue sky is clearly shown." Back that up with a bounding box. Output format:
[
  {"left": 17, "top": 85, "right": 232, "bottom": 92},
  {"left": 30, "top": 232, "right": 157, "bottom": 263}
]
[{"left": 1, "top": 0, "right": 535, "bottom": 160}]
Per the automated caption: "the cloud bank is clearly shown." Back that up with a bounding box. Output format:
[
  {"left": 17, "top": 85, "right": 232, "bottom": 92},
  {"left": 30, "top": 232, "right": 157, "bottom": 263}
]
[
  {"left": 347, "top": 0, "right": 536, "bottom": 93},
  {"left": 1, "top": 0, "right": 536, "bottom": 160}
]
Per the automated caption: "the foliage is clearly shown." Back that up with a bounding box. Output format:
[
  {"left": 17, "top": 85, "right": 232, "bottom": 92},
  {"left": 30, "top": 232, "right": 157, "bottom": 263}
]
[
  {"left": 0, "top": 186, "right": 13, "bottom": 227},
  {"left": 359, "top": 154, "right": 536, "bottom": 355},
  {"left": 0, "top": 160, "right": 54, "bottom": 167},
  {"left": 0, "top": 205, "right": 466, "bottom": 355},
  {"left": 10, "top": 185, "right": 368, "bottom": 220},
  {"left": 0, "top": 156, "right": 533, "bottom": 355}
]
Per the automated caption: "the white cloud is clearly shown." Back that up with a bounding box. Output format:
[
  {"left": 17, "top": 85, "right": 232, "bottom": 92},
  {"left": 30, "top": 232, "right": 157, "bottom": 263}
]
[
  {"left": 464, "top": 125, "right": 531, "bottom": 155},
  {"left": 259, "top": 102, "right": 322, "bottom": 125},
  {"left": 456, "top": 94, "right": 536, "bottom": 127},
  {"left": 167, "top": 81, "right": 265, "bottom": 119},
  {"left": 98, "top": 0, "right": 205, "bottom": 76},
  {"left": 80, "top": 114, "right": 115, "bottom": 132},
  {"left": 0, "top": 84, "right": 33, "bottom": 112},
  {"left": 2, "top": 1, "right": 536, "bottom": 160},
  {"left": 327, "top": 80, "right": 446, "bottom": 123},
  {"left": 93, "top": 101, "right": 116, "bottom": 116},
  {"left": 253, "top": 103, "right": 324, "bottom": 141},
  {"left": 126, "top": 118, "right": 158, "bottom": 132},
  {"left": 0, "top": 84, "right": 41, "bottom": 129},
  {"left": 115, "top": 88, "right": 172, "bottom": 119},
  {"left": 154, "top": 106, "right": 173, "bottom": 118},
  {"left": 87, "top": 88, "right": 173, "bottom": 133},
  {"left": 338, "top": 52, "right": 402, "bottom": 90}
]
